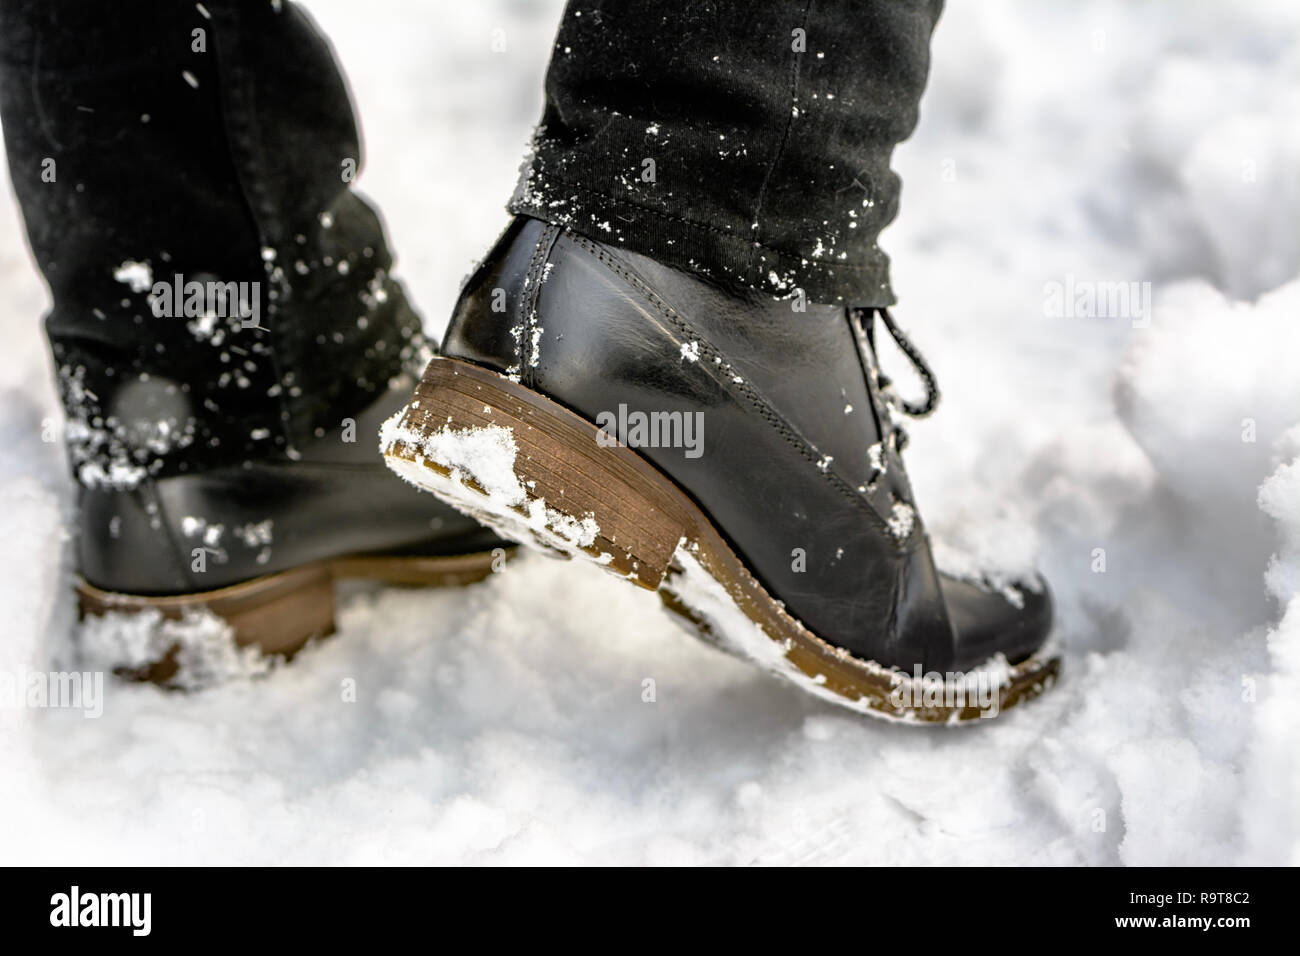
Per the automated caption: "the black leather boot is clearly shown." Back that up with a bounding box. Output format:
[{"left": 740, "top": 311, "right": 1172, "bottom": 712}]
[
  {"left": 76, "top": 382, "right": 508, "bottom": 684},
  {"left": 384, "top": 216, "right": 1059, "bottom": 722},
  {"left": 0, "top": 0, "right": 508, "bottom": 683}
]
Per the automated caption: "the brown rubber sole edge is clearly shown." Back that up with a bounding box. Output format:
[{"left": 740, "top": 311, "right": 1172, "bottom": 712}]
[
  {"left": 382, "top": 356, "right": 1061, "bottom": 724},
  {"left": 77, "top": 549, "right": 506, "bottom": 685}
]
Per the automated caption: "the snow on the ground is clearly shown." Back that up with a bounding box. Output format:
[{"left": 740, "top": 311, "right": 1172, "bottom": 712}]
[{"left": 1, "top": 0, "right": 1296, "bottom": 864}]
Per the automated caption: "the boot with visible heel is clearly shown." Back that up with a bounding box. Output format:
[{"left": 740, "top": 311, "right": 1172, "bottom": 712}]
[
  {"left": 76, "top": 386, "right": 510, "bottom": 686},
  {"left": 383, "top": 216, "right": 1060, "bottom": 723}
]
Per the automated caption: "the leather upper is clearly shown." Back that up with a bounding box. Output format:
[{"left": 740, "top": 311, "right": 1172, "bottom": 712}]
[
  {"left": 446, "top": 217, "right": 981, "bottom": 671},
  {"left": 78, "top": 386, "right": 502, "bottom": 595}
]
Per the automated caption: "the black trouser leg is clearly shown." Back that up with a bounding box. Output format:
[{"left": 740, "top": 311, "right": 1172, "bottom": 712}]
[
  {"left": 0, "top": 0, "right": 426, "bottom": 486},
  {"left": 511, "top": 0, "right": 944, "bottom": 306}
]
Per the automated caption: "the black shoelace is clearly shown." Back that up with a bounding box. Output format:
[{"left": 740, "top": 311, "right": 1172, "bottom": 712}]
[{"left": 850, "top": 306, "right": 940, "bottom": 452}]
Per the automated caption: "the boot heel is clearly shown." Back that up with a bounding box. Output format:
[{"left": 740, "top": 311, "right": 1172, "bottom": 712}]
[
  {"left": 383, "top": 357, "right": 693, "bottom": 590},
  {"left": 76, "top": 564, "right": 336, "bottom": 684}
]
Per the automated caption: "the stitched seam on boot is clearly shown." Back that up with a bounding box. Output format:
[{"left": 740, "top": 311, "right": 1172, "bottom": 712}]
[
  {"left": 519, "top": 223, "right": 561, "bottom": 387},
  {"left": 140, "top": 479, "right": 199, "bottom": 592},
  {"left": 564, "top": 231, "right": 902, "bottom": 545}
]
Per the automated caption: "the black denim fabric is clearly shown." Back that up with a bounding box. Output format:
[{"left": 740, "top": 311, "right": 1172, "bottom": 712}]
[
  {"left": 0, "top": 0, "right": 427, "bottom": 486},
  {"left": 511, "top": 0, "right": 944, "bottom": 306},
  {"left": 1, "top": 0, "right": 941, "bottom": 485}
]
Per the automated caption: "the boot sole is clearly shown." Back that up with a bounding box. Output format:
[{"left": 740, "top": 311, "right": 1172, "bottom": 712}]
[
  {"left": 76, "top": 548, "right": 507, "bottom": 685},
  {"left": 382, "top": 357, "right": 1060, "bottom": 724}
]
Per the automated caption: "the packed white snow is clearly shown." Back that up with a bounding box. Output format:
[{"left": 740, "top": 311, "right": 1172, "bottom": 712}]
[
  {"left": 381, "top": 413, "right": 602, "bottom": 552},
  {"left": 0, "top": 0, "right": 1297, "bottom": 864}
]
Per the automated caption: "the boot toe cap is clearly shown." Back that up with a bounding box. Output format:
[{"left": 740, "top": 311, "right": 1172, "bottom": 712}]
[{"left": 941, "top": 572, "right": 1054, "bottom": 672}]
